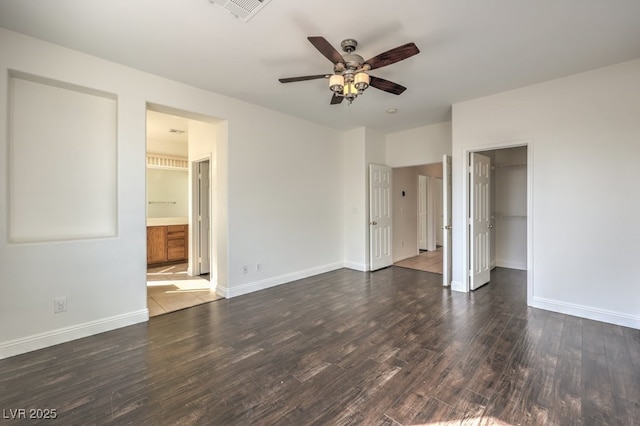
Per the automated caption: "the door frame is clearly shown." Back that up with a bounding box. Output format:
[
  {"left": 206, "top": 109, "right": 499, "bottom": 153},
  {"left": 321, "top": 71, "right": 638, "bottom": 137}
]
[
  {"left": 460, "top": 139, "right": 533, "bottom": 303},
  {"left": 442, "top": 155, "right": 452, "bottom": 287},
  {"left": 418, "top": 175, "right": 428, "bottom": 251},
  {"left": 190, "top": 155, "right": 213, "bottom": 279}
]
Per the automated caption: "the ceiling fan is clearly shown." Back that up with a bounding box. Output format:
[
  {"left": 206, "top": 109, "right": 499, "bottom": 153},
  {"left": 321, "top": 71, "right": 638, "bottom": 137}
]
[{"left": 279, "top": 36, "right": 420, "bottom": 105}]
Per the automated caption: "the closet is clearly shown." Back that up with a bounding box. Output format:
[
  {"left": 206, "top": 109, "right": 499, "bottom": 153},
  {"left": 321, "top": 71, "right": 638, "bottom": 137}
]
[{"left": 488, "top": 146, "right": 527, "bottom": 270}]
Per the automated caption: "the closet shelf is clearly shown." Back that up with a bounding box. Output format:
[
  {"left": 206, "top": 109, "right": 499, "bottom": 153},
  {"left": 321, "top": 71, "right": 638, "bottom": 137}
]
[
  {"left": 492, "top": 163, "right": 527, "bottom": 169},
  {"left": 493, "top": 214, "right": 527, "bottom": 220},
  {"left": 147, "top": 153, "right": 188, "bottom": 170}
]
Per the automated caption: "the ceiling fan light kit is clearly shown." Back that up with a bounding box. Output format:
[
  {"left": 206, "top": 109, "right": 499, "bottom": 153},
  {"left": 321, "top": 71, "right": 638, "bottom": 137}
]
[{"left": 279, "top": 36, "right": 419, "bottom": 105}]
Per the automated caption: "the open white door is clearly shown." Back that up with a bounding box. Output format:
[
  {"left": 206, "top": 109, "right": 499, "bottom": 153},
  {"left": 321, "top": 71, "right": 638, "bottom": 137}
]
[
  {"left": 442, "top": 155, "right": 452, "bottom": 286},
  {"left": 369, "top": 164, "right": 393, "bottom": 271},
  {"left": 470, "top": 152, "right": 491, "bottom": 290},
  {"left": 418, "top": 175, "right": 427, "bottom": 251},
  {"left": 198, "top": 160, "right": 211, "bottom": 275}
]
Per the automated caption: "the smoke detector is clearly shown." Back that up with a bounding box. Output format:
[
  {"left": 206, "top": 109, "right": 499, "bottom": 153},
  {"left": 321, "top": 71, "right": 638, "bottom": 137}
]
[{"left": 209, "top": 0, "right": 272, "bottom": 22}]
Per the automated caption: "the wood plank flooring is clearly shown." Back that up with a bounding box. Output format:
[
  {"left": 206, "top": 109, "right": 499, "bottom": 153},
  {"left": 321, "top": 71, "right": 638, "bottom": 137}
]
[{"left": 1, "top": 267, "right": 638, "bottom": 425}]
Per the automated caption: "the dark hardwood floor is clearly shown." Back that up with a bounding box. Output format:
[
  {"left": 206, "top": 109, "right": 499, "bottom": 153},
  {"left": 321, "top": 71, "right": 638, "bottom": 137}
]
[{"left": 1, "top": 267, "right": 638, "bottom": 425}]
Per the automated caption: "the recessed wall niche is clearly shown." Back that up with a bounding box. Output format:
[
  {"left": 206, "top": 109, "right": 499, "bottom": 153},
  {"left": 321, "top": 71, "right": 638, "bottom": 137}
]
[{"left": 8, "top": 72, "right": 117, "bottom": 243}]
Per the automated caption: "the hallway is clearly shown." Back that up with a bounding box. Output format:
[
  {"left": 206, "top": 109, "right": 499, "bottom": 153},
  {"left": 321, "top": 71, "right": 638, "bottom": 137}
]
[{"left": 394, "top": 247, "right": 443, "bottom": 274}]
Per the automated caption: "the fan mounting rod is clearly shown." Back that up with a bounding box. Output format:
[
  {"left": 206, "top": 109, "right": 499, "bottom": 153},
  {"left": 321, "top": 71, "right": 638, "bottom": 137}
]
[{"left": 340, "top": 39, "right": 358, "bottom": 53}]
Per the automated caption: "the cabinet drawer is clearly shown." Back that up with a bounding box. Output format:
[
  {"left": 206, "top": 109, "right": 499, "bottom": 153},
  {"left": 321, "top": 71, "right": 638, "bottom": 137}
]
[
  {"left": 167, "top": 225, "right": 186, "bottom": 239},
  {"left": 167, "top": 238, "right": 185, "bottom": 248}
]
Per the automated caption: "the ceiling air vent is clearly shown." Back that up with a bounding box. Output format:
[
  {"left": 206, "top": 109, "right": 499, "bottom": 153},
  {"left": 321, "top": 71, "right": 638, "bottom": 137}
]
[{"left": 209, "top": 0, "right": 272, "bottom": 22}]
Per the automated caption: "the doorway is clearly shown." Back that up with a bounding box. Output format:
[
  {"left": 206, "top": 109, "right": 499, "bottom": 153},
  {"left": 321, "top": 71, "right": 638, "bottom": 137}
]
[
  {"left": 392, "top": 163, "right": 444, "bottom": 274},
  {"left": 145, "top": 107, "right": 223, "bottom": 316},
  {"left": 465, "top": 144, "right": 530, "bottom": 293}
]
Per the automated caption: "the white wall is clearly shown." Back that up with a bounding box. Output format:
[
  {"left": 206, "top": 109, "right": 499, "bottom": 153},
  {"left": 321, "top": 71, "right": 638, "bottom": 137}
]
[
  {"left": 0, "top": 28, "right": 345, "bottom": 358},
  {"left": 147, "top": 138, "right": 187, "bottom": 157},
  {"left": 341, "top": 127, "right": 387, "bottom": 271},
  {"left": 392, "top": 167, "right": 419, "bottom": 261},
  {"left": 452, "top": 59, "right": 640, "bottom": 329},
  {"left": 146, "top": 169, "right": 189, "bottom": 218},
  {"left": 186, "top": 118, "right": 219, "bottom": 283},
  {"left": 9, "top": 74, "right": 117, "bottom": 243},
  {"left": 386, "top": 121, "right": 452, "bottom": 167},
  {"left": 343, "top": 128, "right": 367, "bottom": 270},
  {"left": 223, "top": 111, "right": 343, "bottom": 297}
]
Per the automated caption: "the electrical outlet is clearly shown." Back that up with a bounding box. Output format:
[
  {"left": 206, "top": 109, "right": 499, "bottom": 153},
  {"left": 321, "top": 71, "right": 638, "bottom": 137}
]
[
  {"left": 54, "top": 297, "right": 67, "bottom": 313},
  {"left": 242, "top": 265, "right": 248, "bottom": 274}
]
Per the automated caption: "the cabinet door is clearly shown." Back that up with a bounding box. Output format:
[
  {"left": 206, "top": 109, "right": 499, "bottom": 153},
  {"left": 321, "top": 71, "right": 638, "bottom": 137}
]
[
  {"left": 147, "top": 226, "right": 167, "bottom": 264},
  {"left": 167, "top": 238, "right": 186, "bottom": 260}
]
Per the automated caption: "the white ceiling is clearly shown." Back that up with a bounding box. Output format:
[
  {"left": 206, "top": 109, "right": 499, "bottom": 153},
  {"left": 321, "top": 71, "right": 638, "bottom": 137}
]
[
  {"left": 1, "top": 0, "right": 640, "bottom": 133},
  {"left": 146, "top": 110, "right": 189, "bottom": 144}
]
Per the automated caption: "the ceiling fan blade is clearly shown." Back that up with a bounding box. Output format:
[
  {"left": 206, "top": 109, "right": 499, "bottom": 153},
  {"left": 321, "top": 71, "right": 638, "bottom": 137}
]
[
  {"left": 365, "top": 42, "right": 420, "bottom": 70},
  {"left": 370, "top": 76, "right": 407, "bottom": 95},
  {"left": 279, "top": 74, "right": 330, "bottom": 83},
  {"left": 308, "top": 36, "right": 345, "bottom": 65},
  {"left": 330, "top": 93, "right": 344, "bottom": 105}
]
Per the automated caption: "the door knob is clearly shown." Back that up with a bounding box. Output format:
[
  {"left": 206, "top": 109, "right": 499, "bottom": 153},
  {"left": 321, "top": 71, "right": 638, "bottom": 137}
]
[
  {"left": 370, "top": 221, "right": 377, "bottom": 225},
  {"left": 442, "top": 225, "right": 452, "bottom": 230},
  {"left": 488, "top": 224, "right": 494, "bottom": 229}
]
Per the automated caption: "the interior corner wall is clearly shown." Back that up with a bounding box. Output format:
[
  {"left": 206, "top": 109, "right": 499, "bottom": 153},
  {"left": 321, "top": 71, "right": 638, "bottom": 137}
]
[
  {"left": 342, "top": 127, "right": 386, "bottom": 272},
  {"left": 187, "top": 119, "right": 218, "bottom": 282},
  {"left": 451, "top": 58, "right": 640, "bottom": 329},
  {"left": 342, "top": 128, "right": 367, "bottom": 271}
]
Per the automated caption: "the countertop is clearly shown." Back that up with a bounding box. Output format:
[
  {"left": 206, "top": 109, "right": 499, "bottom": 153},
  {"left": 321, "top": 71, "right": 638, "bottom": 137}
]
[{"left": 147, "top": 217, "right": 189, "bottom": 226}]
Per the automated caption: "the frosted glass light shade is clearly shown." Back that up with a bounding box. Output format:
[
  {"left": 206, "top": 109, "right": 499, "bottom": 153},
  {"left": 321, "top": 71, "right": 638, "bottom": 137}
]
[
  {"left": 329, "top": 74, "right": 344, "bottom": 92},
  {"left": 354, "top": 72, "right": 370, "bottom": 90}
]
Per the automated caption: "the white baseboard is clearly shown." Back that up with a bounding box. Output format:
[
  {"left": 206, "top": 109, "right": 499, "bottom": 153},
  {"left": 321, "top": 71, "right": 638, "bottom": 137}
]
[
  {"left": 531, "top": 297, "right": 640, "bottom": 330},
  {"left": 343, "top": 261, "right": 368, "bottom": 272},
  {"left": 451, "top": 280, "right": 467, "bottom": 293},
  {"left": 0, "top": 309, "right": 149, "bottom": 360},
  {"left": 218, "top": 261, "right": 345, "bottom": 298},
  {"left": 495, "top": 259, "right": 527, "bottom": 270}
]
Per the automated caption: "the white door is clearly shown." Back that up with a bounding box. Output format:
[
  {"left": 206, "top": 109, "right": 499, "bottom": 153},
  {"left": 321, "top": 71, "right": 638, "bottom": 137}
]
[
  {"left": 426, "top": 176, "right": 437, "bottom": 251},
  {"left": 197, "top": 161, "right": 211, "bottom": 275},
  {"left": 442, "top": 155, "right": 452, "bottom": 286},
  {"left": 470, "top": 152, "right": 491, "bottom": 290},
  {"left": 418, "top": 175, "right": 427, "bottom": 251},
  {"left": 435, "top": 178, "right": 443, "bottom": 246},
  {"left": 369, "top": 164, "right": 393, "bottom": 271}
]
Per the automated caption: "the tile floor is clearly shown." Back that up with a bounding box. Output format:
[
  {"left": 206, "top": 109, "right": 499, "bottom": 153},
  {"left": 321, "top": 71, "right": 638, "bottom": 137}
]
[
  {"left": 147, "top": 263, "right": 223, "bottom": 317},
  {"left": 394, "top": 247, "right": 443, "bottom": 274}
]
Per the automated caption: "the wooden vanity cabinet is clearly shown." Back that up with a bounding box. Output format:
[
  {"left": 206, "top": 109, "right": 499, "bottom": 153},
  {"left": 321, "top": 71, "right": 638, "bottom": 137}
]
[{"left": 147, "top": 225, "right": 188, "bottom": 266}]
